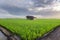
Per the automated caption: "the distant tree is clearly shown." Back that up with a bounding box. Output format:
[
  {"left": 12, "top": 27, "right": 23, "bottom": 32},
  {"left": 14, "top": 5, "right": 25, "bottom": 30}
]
[{"left": 26, "top": 16, "right": 36, "bottom": 20}]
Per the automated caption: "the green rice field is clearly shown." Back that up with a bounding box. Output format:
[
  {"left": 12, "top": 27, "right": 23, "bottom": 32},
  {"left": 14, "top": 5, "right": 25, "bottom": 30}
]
[{"left": 0, "top": 19, "right": 60, "bottom": 40}]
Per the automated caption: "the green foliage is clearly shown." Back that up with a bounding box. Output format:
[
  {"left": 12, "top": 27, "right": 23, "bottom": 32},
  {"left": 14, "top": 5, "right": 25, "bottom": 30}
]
[{"left": 0, "top": 19, "right": 60, "bottom": 40}]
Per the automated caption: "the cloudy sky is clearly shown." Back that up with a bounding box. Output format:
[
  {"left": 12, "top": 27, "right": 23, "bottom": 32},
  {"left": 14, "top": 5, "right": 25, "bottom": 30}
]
[{"left": 0, "top": 0, "right": 60, "bottom": 18}]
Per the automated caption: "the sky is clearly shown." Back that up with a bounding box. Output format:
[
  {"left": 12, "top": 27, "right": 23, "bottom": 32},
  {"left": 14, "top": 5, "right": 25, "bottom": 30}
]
[{"left": 0, "top": 0, "right": 60, "bottom": 18}]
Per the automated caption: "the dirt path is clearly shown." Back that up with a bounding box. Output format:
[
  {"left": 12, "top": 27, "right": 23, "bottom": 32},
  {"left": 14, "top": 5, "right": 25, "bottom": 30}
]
[
  {"left": 37, "top": 25, "right": 60, "bottom": 40},
  {"left": 0, "top": 25, "right": 21, "bottom": 40}
]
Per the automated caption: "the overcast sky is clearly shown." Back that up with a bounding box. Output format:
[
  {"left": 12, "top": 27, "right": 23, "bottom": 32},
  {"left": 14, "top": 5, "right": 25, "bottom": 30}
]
[{"left": 0, "top": 0, "right": 60, "bottom": 18}]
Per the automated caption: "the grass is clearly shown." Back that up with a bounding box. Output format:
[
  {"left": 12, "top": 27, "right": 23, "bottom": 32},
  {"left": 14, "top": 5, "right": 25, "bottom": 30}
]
[{"left": 0, "top": 19, "right": 60, "bottom": 40}]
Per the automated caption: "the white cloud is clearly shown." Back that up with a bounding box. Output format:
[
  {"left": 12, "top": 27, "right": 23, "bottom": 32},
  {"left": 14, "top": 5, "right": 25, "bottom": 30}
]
[
  {"left": 0, "top": 0, "right": 60, "bottom": 18},
  {"left": 0, "top": 9, "right": 25, "bottom": 18},
  {"left": 51, "top": 1, "right": 60, "bottom": 11},
  {"left": 0, "top": 0, "right": 34, "bottom": 8}
]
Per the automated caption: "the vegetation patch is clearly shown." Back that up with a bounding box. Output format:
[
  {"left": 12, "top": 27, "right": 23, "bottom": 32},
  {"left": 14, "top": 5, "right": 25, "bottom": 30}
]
[{"left": 0, "top": 19, "right": 60, "bottom": 40}]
